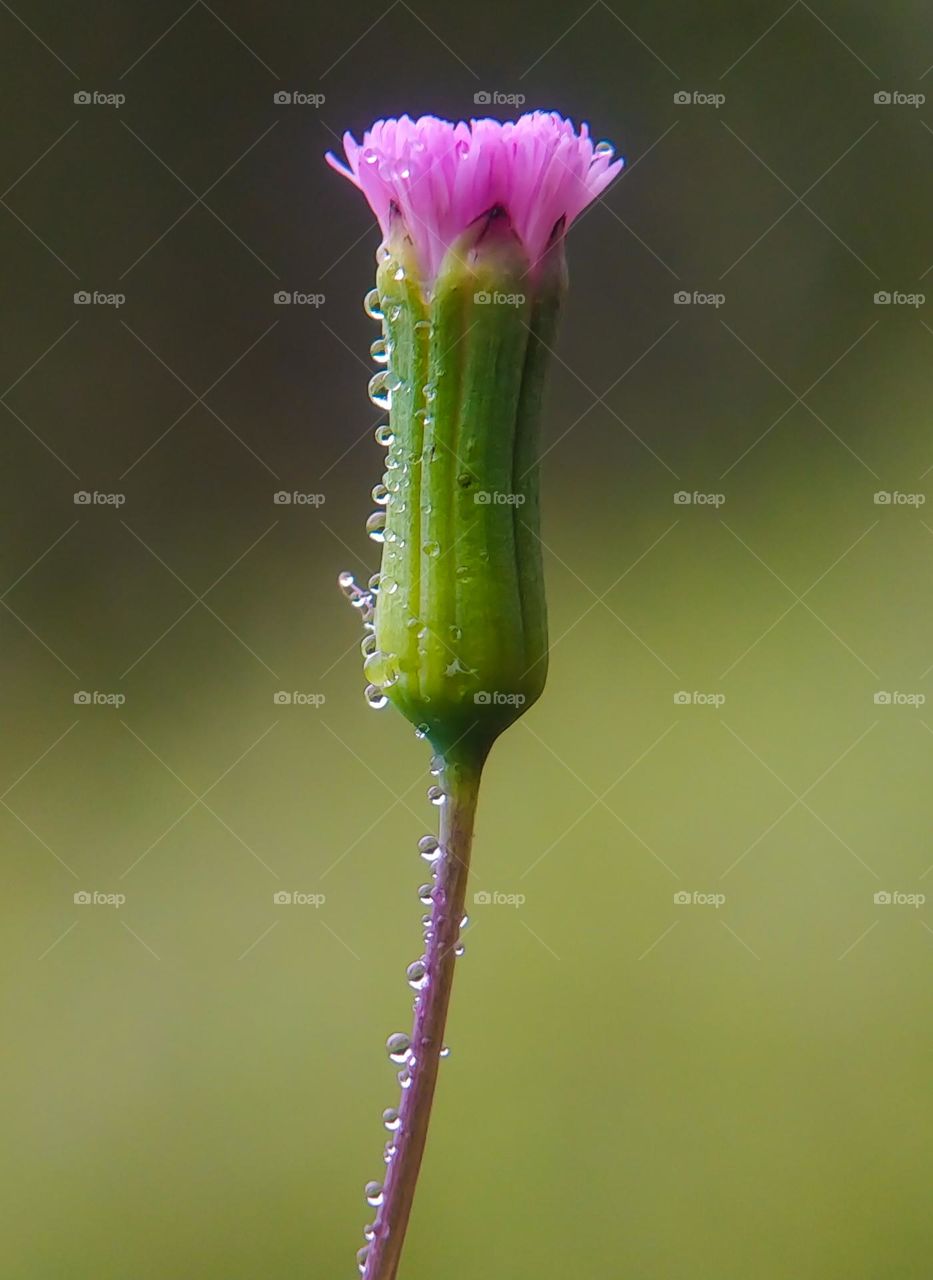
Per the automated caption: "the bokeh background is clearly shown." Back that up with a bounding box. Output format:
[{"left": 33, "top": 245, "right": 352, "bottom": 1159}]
[{"left": 1, "top": 2, "right": 931, "bottom": 1276}]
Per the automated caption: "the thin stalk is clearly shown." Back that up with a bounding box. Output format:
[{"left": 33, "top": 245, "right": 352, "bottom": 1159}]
[{"left": 363, "top": 749, "right": 485, "bottom": 1280}]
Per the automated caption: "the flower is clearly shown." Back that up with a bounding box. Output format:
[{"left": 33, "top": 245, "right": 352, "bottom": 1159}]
[{"left": 326, "top": 111, "right": 623, "bottom": 287}]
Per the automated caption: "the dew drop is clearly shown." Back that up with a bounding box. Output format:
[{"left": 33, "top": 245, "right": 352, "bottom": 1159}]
[
  {"left": 366, "top": 512, "right": 387, "bottom": 543},
  {"left": 406, "top": 959, "right": 428, "bottom": 990},
  {"left": 361, "top": 634, "right": 377, "bottom": 658},
  {"left": 363, "top": 289, "right": 383, "bottom": 320},
  {"left": 363, "top": 1223, "right": 375, "bottom": 1242},
  {"left": 454, "top": 942, "right": 465, "bottom": 957},
  {"left": 337, "top": 570, "right": 355, "bottom": 593},
  {"left": 372, "top": 482, "right": 389, "bottom": 505},
  {"left": 440, "top": 1046, "right": 451, "bottom": 1059},
  {"left": 429, "top": 754, "right": 444, "bottom": 776},
  {"left": 427, "top": 785, "right": 445, "bottom": 807},
  {"left": 398, "top": 1068, "right": 413, "bottom": 1089},
  {"left": 365, "top": 684, "right": 388, "bottom": 709},
  {"left": 375, "top": 423, "right": 395, "bottom": 448},
  {"left": 381, "top": 576, "right": 398, "bottom": 595},
  {"left": 368, "top": 372, "right": 391, "bottom": 410},
  {"left": 594, "top": 140, "right": 615, "bottom": 157},
  {"left": 417, "top": 883, "right": 434, "bottom": 904},
  {"left": 364, "top": 1181, "right": 384, "bottom": 1207},
  {"left": 364, "top": 650, "right": 401, "bottom": 689},
  {"left": 422, "top": 540, "right": 440, "bottom": 558},
  {"left": 418, "top": 835, "right": 441, "bottom": 862},
  {"left": 357, "top": 1245, "right": 370, "bottom": 1273},
  {"left": 382, "top": 1107, "right": 401, "bottom": 1131},
  {"left": 370, "top": 336, "right": 388, "bottom": 364},
  {"left": 386, "top": 1032, "right": 412, "bottom": 1064}
]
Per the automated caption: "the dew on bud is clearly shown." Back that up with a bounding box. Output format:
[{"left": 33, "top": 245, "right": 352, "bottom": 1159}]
[
  {"left": 365, "top": 684, "right": 388, "bottom": 709},
  {"left": 440, "top": 1046, "right": 451, "bottom": 1059},
  {"left": 366, "top": 512, "right": 387, "bottom": 543},
  {"left": 363, "top": 288, "right": 383, "bottom": 320},
  {"left": 406, "top": 959, "right": 428, "bottom": 990},
  {"left": 372, "top": 482, "right": 390, "bottom": 505},
  {"left": 364, "top": 1181, "right": 384, "bottom": 1207},
  {"left": 368, "top": 372, "right": 391, "bottom": 410},
  {"left": 361, "top": 634, "right": 377, "bottom": 658},
  {"left": 429, "top": 754, "right": 444, "bottom": 776},
  {"left": 364, "top": 650, "right": 401, "bottom": 689},
  {"left": 382, "top": 1107, "right": 401, "bottom": 1131},
  {"left": 594, "top": 140, "right": 615, "bottom": 157},
  {"left": 375, "top": 423, "right": 395, "bottom": 448},
  {"left": 370, "top": 337, "right": 388, "bottom": 364},
  {"left": 417, "top": 883, "right": 434, "bottom": 904},
  {"left": 427, "top": 785, "right": 445, "bottom": 806}
]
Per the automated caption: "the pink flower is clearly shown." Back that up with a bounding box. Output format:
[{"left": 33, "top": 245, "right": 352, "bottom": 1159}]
[{"left": 326, "top": 111, "right": 623, "bottom": 286}]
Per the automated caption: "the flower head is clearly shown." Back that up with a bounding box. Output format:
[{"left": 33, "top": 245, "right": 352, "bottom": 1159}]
[{"left": 326, "top": 111, "right": 623, "bottom": 286}]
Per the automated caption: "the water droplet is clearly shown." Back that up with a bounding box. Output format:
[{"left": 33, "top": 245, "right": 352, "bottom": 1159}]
[
  {"left": 386, "top": 1032, "right": 411, "bottom": 1064},
  {"left": 406, "top": 615, "right": 421, "bottom": 631},
  {"left": 364, "top": 1181, "right": 384, "bottom": 1207},
  {"left": 594, "top": 140, "right": 615, "bottom": 157},
  {"left": 414, "top": 319, "right": 431, "bottom": 333},
  {"left": 366, "top": 512, "right": 387, "bottom": 543},
  {"left": 361, "top": 634, "right": 377, "bottom": 658},
  {"left": 448, "top": 625, "right": 462, "bottom": 641},
  {"left": 406, "top": 959, "right": 428, "bottom": 990},
  {"left": 368, "top": 371, "right": 391, "bottom": 410},
  {"left": 338, "top": 570, "right": 355, "bottom": 592},
  {"left": 429, "top": 754, "right": 444, "bottom": 776},
  {"left": 418, "top": 835, "right": 441, "bottom": 862},
  {"left": 393, "top": 265, "right": 405, "bottom": 281},
  {"left": 375, "top": 423, "right": 395, "bottom": 448},
  {"left": 381, "top": 576, "right": 398, "bottom": 595},
  {"left": 454, "top": 942, "right": 465, "bottom": 957},
  {"left": 370, "top": 336, "right": 388, "bottom": 364},
  {"left": 424, "top": 383, "right": 437, "bottom": 403},
  {"left": 364, "top": 650, "right": 401, "bottom": 689},
  {"left": 427, "top": 785, "right": 445, "bottom": 807},
  {"left": 398, "top": 1068, "right": 413, "bottom": 1089},
  {"left": 414, "top": 723, "right": 430, "bottom": 740},
  {"left": 363, "top": 1223, "right": 375, "bottom": 1242},
  {"left": 365, "top": 684, "right": 388, "bottom": 709},
  {"left": 383, "top": 1140, "right": 396, "bottom": 1163},
  {"left": 357, "top": 1244, "right": 370, "bottom": 1273},
  {"left": 422, "top": 540, "right": 440, "bottom": 558},
  {"left": 417, "top": 883, "right": 434, "bottom": 904},
  {"left": 372, "top": 482, "right": 389, "bottom": 505},
  {"left": 440, "top": 1045, "right": 451, "bottom": 1058},
  {"left": 363, "top": 289, "right": 383, "bottom": 320},
  {"left": 382, "top": 1107, "right": 401, "bottom": 1131}
]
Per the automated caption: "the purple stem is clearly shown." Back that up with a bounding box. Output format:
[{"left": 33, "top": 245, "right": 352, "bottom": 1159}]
[{"left": 362, "top": 751, "right": 484, "bottom": 1280}]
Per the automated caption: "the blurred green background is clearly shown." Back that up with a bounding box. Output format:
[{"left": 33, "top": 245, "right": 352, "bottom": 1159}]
[{"left": 1, "top": 2, "right": 931, "bottom": 1277}]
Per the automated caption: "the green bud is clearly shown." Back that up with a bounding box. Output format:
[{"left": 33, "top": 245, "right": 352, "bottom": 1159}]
[{"left": 368, "top": 207, "right": 566, "bottom": 763}]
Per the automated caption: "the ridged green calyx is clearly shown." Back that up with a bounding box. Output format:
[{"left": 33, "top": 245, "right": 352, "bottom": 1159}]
[{"left": 365, "top": 206, "right": 567, "bottom": 762}]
